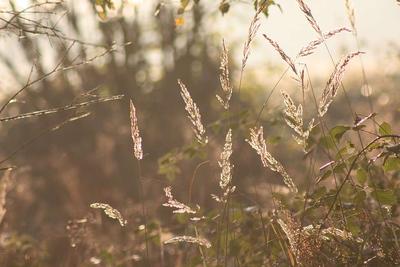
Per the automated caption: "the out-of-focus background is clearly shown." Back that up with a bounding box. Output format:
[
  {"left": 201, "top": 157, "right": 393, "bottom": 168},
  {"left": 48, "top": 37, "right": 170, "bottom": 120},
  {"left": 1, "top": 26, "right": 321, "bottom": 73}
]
[{"left": 0, "top": 0, "right": 399, "bottom": 265}]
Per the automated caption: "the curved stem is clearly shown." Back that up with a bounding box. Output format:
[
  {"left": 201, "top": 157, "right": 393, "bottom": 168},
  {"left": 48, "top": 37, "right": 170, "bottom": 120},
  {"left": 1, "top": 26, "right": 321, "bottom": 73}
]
[
  {"left": 188, "top": 160, "right": 210, "bottom": 205},
  {"left": 137, "top": 160, "right": 149, "bottom": 262}
]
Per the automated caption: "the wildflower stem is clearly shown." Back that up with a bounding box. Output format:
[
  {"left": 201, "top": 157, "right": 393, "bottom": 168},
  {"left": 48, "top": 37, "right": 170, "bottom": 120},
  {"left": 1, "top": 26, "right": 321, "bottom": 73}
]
[{"left": 137, "top": 160, "right": 150, "bottom": 263}]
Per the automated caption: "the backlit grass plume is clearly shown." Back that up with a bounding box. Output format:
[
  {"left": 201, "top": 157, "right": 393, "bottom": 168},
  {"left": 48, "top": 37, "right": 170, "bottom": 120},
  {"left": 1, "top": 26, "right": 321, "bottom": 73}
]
[
  {"left": 281, "top": 90, "right": 314, "bottom": 151},
  {"left": 296, "top": 0, "right": 321, "bottom": 34},
  {"left": 247, "top": 127, "right": 298, "bottom": 193},
  {"left": 164, "top": 235, "right": 211, "bottom": 248},
  {"left": 162, "top": 187, "right": 210, "bottom": 250},
  {"left": 241, "top": 4, "right": 263, "bottom": 73},
  {"left": 216, "top": 40, "right": 233, "bottom": 110},
  {"left": 263, "top": 34, "right": 298, "bottom": 75},
  {"left": 178, "top": 79, "right": 208, "bottom": 144},
  {"left": 218, "top": 129, "right": 233, "bottom": 189},
  {"left": 129, "top": 100, "right": 143, "bottom": 160},
  {"left": 318, "top": 51, "right": 363, "bottom": 117},
  {"left": 0, "top": 168, "right": 12, "bottom": 224},
  {"left": 298, "top": 27, "right": 351, "bottom": 57},
  {"left": 90, "top": 203, "right": 127, "bottom": 226},
  {"left": 212, "top": 129, "right": 235, "bottom": 203},
  {"left": 163, "top": 186, "right": 197, "bottom": 214}
]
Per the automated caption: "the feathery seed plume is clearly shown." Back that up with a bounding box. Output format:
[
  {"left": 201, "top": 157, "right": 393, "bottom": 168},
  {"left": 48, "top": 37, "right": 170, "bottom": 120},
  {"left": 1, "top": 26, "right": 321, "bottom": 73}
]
[
  {"left": 298, "top": 27, "right": 351, "bottom": 57},
  {"left": 178, "top": 79, "right": 208, "bottom": 144},
  {"left": 90, "top": 203, "right": 127, "bottom": 226},
  {"left": 296, "top": 0, "right": 321, "bottom": 34},
  {"left": 219, "top": 129, "right": 233, "bottom": 189},
  {"left": 241, "top": 3, "right": 264, "bottom": 72},
  {"left": 0, "top": 169, "right": 12, "bottom": 224},
  {"left": 129, "top": 100, "right": 143, "bottom": 160},
  {"left": 281, "top": 90, "right": 314, "bottom": 151},
  {"left": 163, "top": 186, "right": 197, "bottom": 214},
  {"left": 263, "top": 34, "right": 297, "bottom": 75},
  {"left": 246, "top": 127, "right": 298, "bottom": 193},
  {"left": 217, "top": 40, "right": 233, "bottom": 109},
  {"left": 212, "top": 129, "right": 236, "bottom": 203},
  {"left": 164, "top": 235, "right": 211, "bottom": 248},
  {"left": 318, "top": 51, "right": 363, "bottom": 117}
]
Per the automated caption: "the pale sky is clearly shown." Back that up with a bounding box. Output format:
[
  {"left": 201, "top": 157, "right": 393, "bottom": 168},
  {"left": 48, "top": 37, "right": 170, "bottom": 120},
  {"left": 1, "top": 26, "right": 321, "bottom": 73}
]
[
  {"left": 1, "top": 0, "right": 399, "bottom": 92},
  {"left": 215, "top": 0, "right": 400, "bottom": 74}
]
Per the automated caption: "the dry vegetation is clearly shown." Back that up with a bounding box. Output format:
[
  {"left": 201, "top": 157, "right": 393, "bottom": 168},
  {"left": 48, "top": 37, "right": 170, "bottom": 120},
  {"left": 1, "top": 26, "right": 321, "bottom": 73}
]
[{"left": 0, "top": 0, "right": 399, "bottom": 266}]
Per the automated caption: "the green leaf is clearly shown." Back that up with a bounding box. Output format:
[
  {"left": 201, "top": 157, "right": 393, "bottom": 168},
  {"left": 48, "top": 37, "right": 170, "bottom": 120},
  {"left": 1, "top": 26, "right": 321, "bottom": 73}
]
[
  {"left": 336, "top": 142, "right": 356, "bottom": 158},
  {"left": 346, "top": 218, "right": 361, "bottom": 235},
  {"left": 333, "top": 162, "right": 346, "bottom": 174},
  {"left": 330, "top": 125, "right": 350, "bottom": 143},
  {"left": 383, "top": 157, "right": 400, "bottom": 172},
  {"left": 158, "top": 151, "right": 181, "bottom": 181},
  {"left": 311, "top": 186, "right": 327, "bottom": 200},
  {"left": 254, "top": 0, "right": 279, "bottom": 17},
  {"left": 316, "top": 170, "right": 331, "bottom": 184},
  {"left": 320, "top": 136, "right": 335, "bottom": 149},
  {"left": 371, "top": 189, "right": 397, "bottom": 205},
  {"left": 356, "top": 168, "right": 368, "bottom": 184},
  {"left": 353, "top": 190, "right": 366, "bottom": 205},
  {"left": 379, "top": 122, "right": 392, "bottom": 135}
]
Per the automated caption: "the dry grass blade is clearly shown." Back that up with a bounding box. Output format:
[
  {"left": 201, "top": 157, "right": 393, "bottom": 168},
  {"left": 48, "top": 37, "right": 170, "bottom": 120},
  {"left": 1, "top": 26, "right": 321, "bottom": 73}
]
[
  {"left": 263, "top": 34, "right": 297, "bottom": 75},
  {"left": 90, "top": 203, "right": 127, "bottom": 226},
  {"left": 246, "top": 127, "right": 298, "bottom": 193},
  {"left": 298, "top": 27, "right": 351, "bottom": 57},
  {"left": 345, "top": 0, "right": 356, "bottom": 33},
  {"left": 296, "top": 0, "right": 321, "bottom": 34},
  {"left": 281, "top": 90, "right": 314, "bottom": 151},
  {"left": 163, "top": 186, "right": 197, "bottom": 214},
  {"left": 318, "top": 51, "right": 363, "bottom": 117},
  {"left": 0, "top": 168, "right": 12, "bottom": 224},
  {"left": 129, "top": 100, "right": 143, "bottom": 160},
  {"left": 164, "top": 235, "right": 211, "bottom": 248},
  {"left": 0, "top": 95, "right": 124, "bottom": 123},
  {"left": 217, "top": 39, "right": 233, "bottom": 110},
  {"left": 178, "top": 79, "right": 208, "bottom": 144}
]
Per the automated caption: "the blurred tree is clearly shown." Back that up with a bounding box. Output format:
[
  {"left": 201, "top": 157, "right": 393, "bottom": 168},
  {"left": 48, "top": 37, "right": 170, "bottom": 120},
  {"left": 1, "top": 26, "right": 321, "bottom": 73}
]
[{"left": 0, "top": 1, "right": 222, "bottom": 264}]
